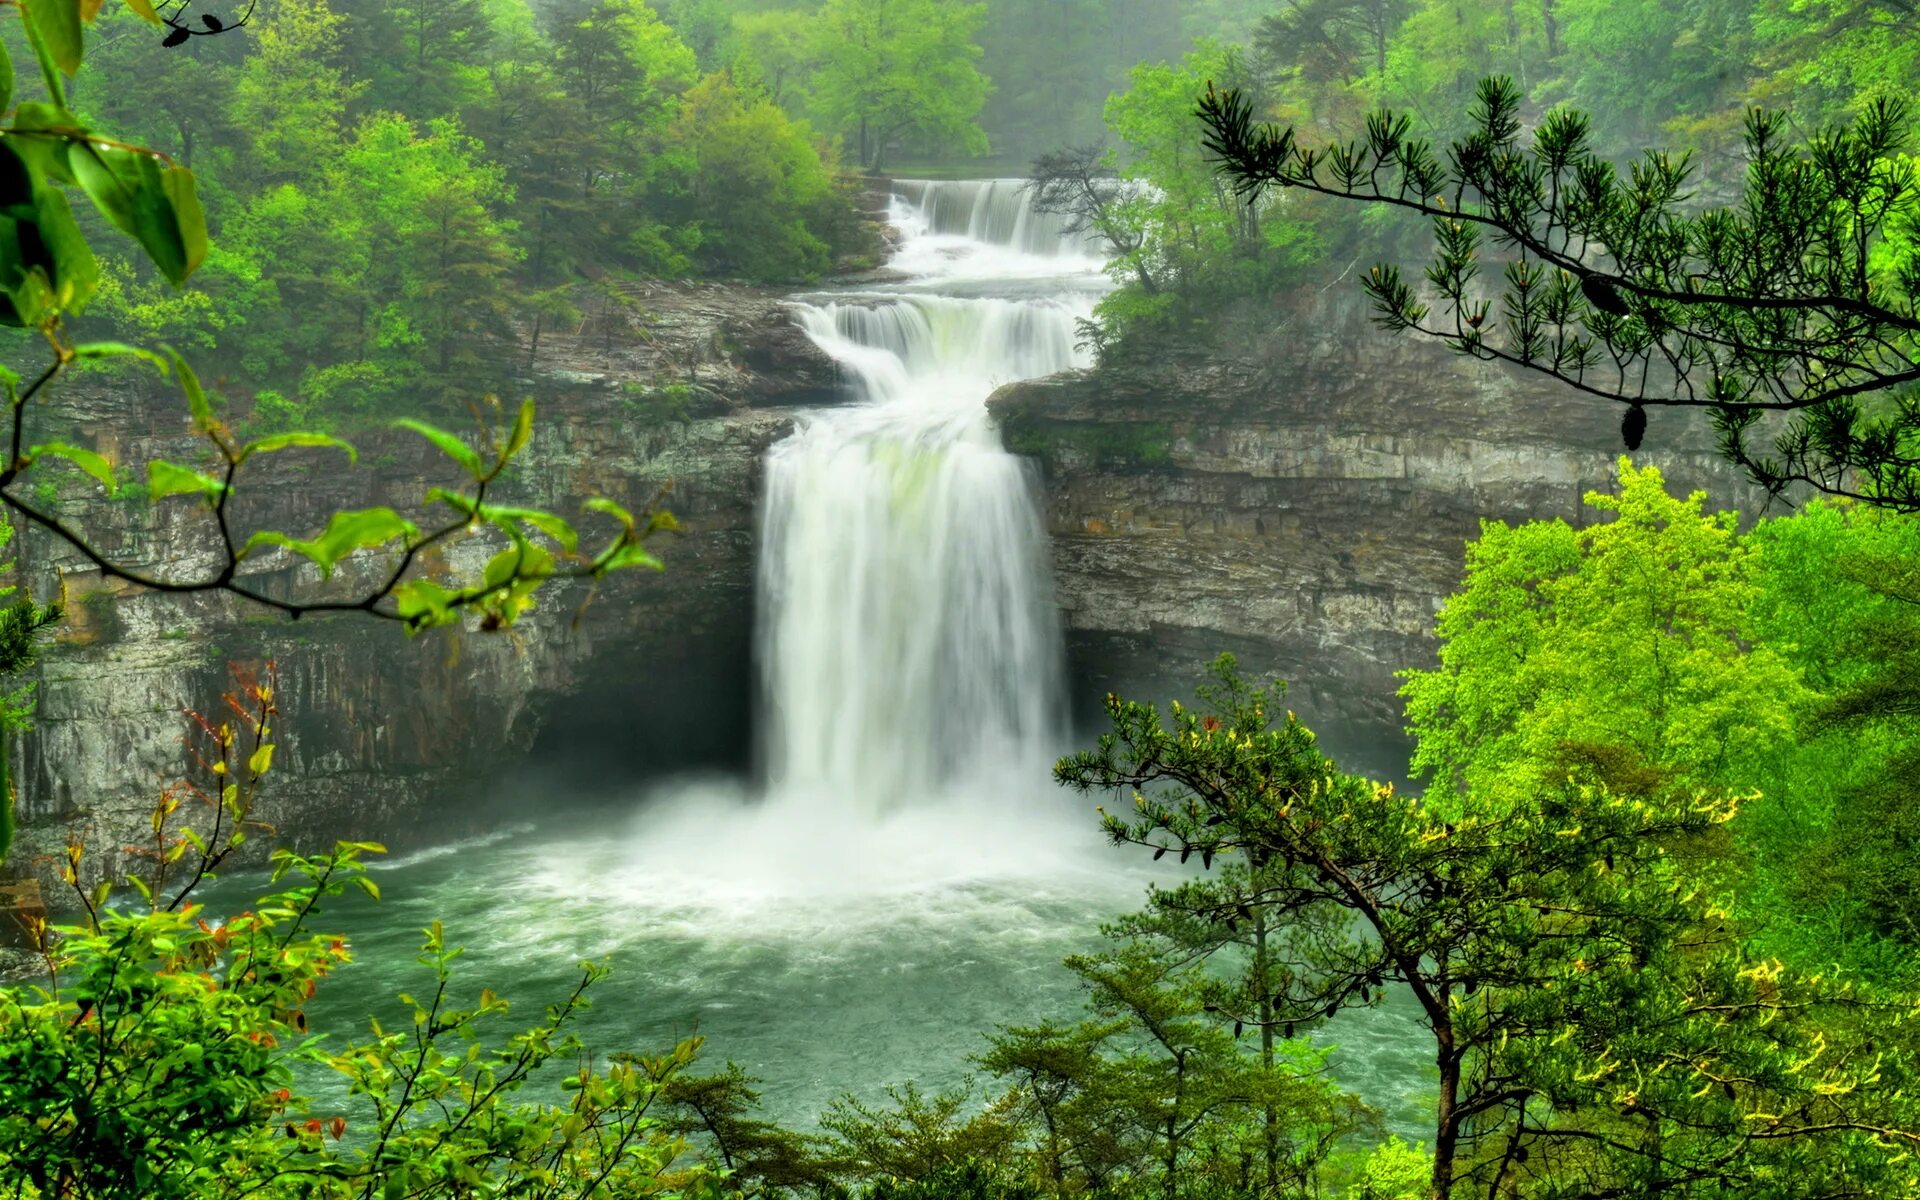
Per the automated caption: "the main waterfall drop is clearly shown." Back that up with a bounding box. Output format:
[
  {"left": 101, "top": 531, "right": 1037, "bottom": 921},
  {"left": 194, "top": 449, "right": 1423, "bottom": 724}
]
[{"left": 758, "top": 181, "right": 1108, "bottom": 812}]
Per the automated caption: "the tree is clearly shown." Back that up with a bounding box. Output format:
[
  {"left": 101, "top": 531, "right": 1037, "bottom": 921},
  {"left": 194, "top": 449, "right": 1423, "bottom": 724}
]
[
  {"left": 657, "top": 70, "right": 846, "bottom": 280},
  {"left": 1254, "top": 0, "right": 1411, "bottom": 85},
  {"left": 1026, "top": 145, "right": 1153, "bottom": 289},
  {"left": 0, "top": 0, "right": 672, "bottom": 865},
  {"left": 807, "top": 0, "right": 991, "bottom": 171},
  {"left": 1399, "top": 458, "right": 1809, "bottom": 812},
  {"left": 1060, "top": 656, "right": 1920, "bottom": 1200},
  {"left": 1198, "top": 73, "right": 1920, "bottom": 510},
  {"left": 0, "top": 675, "right": 725, "bottom": 1199},
  {"left": 1074, "top": 43, "right": 1326, "bottom": 354},
  {"left": 982, "top": 920, "right": 1365, "bottom": 1200}
]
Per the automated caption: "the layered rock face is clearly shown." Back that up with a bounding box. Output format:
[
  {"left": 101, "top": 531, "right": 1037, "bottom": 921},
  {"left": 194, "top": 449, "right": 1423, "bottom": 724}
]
[
  {"left": 2, "top": 270, "right": 1783, "bottom": 898},
  {"left": 6, "top": 284, "right": 836, "bottom": 895},
  {"left": 990, "top": 291, "right": 1771, "bottom": 778}
]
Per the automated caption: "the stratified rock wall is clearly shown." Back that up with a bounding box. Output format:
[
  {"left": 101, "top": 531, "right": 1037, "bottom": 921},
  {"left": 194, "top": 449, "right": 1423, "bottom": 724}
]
[
  {"left": 989, "top": 292, "right": 1771, "bottom": 777},
  {"left": 7, "top": 284, "right": 825, "bottom": 892}
]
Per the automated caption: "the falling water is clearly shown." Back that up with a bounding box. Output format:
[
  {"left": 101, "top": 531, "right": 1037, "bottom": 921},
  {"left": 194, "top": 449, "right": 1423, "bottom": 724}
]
[
  {"left": 891, "top": 179, "right": 1106, "bottom": 259},
  {"left": 274, "top": 181, "right": 1433, "bottom": 1134},
  {"left": 759, "top": 182, "right": 1105, "bottom": 814}
]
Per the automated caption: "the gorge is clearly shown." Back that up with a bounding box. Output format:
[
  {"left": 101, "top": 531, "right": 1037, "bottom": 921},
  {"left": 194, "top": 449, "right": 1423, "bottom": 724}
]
[{"left": 0, "top": 180, "right": 1759, "bottom": 1126}]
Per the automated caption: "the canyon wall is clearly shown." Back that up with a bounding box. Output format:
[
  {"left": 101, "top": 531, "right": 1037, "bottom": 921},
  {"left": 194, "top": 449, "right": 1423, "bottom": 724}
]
[
  {"left": 990, "top": 291, "right": 1772, "bottom": 778},
  {"left": 4, "top": 284, "right": 835, "bottom": 897},
  {"left": 2, "top": 276, "right": 1781, "bottom": 907}
]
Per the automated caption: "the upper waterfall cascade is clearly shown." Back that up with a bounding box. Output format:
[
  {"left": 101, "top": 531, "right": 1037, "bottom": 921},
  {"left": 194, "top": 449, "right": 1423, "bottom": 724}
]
[{"left": 758, "top": 179, "right": 1109, "bottom": 812}]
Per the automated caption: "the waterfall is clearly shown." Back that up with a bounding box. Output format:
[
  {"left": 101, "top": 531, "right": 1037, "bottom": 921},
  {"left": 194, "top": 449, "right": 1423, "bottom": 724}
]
[
  {"left": 892, "top": 179, "right": 1105, "bottom": 259},
  {"left": 757, "top": 180, "right": 1106, "bottom": 813}
]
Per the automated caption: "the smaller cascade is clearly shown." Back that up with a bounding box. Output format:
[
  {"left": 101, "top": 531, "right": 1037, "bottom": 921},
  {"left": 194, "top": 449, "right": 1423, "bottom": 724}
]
[{"left": 886, "top": 180, "right": 1110, "bottom": 280}]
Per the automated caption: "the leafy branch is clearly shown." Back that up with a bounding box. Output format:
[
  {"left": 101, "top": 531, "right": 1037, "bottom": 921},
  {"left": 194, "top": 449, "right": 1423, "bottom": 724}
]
[{"left": 1198, "top": 75, "right": 1920, "bottom": 510}]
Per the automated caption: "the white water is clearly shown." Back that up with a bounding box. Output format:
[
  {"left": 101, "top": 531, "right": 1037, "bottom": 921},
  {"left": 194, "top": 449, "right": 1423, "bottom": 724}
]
[
  {"left": 267, "top": 182, "right": 1435, "bottom": 1133},
  {"left": 759, "top": 183, "right": 1107, "bottom": 823}
]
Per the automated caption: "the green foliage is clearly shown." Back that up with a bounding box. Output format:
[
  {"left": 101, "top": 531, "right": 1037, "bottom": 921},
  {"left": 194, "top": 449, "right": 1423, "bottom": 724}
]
[
  {"left": 1062, "top": 654, "right": 1920, "bottom": 1200},
  {"left": 1049, "top": 42, "right": 1327, "bottom": 357},
  {"left": 1203, "top": 41, "right": 1920, "bottom": 506},
  {"left": 806, "top": 0, "right": 991, "bottom": 171},
  {"left": 26, "top": 0, "right": 864, "bottom": 426},
  {"left": 1400, "top": 458, "right": 1807, "bottom": 813},
  {"left": 0, "top": 680, "right": 726, "bottom": 1199}
]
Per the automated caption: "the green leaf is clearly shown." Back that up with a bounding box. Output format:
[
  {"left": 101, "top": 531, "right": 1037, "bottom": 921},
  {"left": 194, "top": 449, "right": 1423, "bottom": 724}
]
[
  {"left": 504, "top": 398, "right": 534, "bottom": 459},
  {"left": 396, "top": 418, "right": 485, "bottom": 479},
  {"left": 426, "top": 486, "right": 478, "bottom": 518},
  {"left": 482, "top": 538, "right": 554, "bottom": 592},
  {"left": 167, "top": 350, "right": 212, "bottom": 432},
  {"left": 248, "top": 743, "right": 274, "bottom": 776},
  {"left": 147, "top": 459, "right": 226, "bottom": 502},
  {"left": 238, "top": 432, "right": 357, "bottom": 465},
  {"left": 123, "top": 0, "right": 160, "bottom": 24},
  {"left": 9, "top": 102, "right": 72, "bottom": 135},
  {"left": 584, "top": 496, "right": 636, "bottom": 533},
  {"left": 69, "top": 143, "right": 194, "bottom": 284},
  {"left": 30, "top": 441, "right": 115, "bottom": 495},
  {"left": 0, "top": 40, "right": 15, "bottom": 116},
  {"left": 392, "top": 578, "right": 457, "bottom": 632},
  {"left": 598, "top": 542, "right": 665, "bottom": 572},
  {"left": 161, "top": 165, "right": 206, "bottom": 278},
  {"left": 74, "top": 340, "right": 166, "bottom": 372},
  {"left": 25, "top": 0, "right": 84, "bottom": 78},
  {"left": 481, "top": 504, "right": 579, "bottom": 554},
  {"left": 35, "top": 187, "right": 97, "bottom": 313},
  {"left": 243, "top": 508, "right": 417, "bottom": 577}
]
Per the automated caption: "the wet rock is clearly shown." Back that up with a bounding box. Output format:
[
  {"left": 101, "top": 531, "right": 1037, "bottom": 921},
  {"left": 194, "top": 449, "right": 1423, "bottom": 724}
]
[{"left": 990, "top": 290, "right": 1770, "bottom": 778}]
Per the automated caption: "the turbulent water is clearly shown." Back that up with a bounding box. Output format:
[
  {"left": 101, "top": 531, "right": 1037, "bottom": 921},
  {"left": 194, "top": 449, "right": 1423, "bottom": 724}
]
[{"left": 240, "top": 180, "right": 1432, "bottom": 1134}]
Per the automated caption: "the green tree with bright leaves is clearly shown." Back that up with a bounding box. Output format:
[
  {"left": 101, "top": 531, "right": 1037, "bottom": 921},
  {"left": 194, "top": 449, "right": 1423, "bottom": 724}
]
[
  {"left": 0, "top": 0, "right": 672, "bottom": 868},
  {"left": 981, "top": 932, "right": 1365, "bottom": 1200},
  {"left": 0, "top": 672, "right": 726, "bottom": 1199},
  {"left": 1060, "top": 655, "right": 1920, "bottom": 1200},
  {"left": 1399, "top": 458, "right": 1809, "bottom": 813},
  {"left": 806, "top": 0, "right": 990, "bottom": 172}
]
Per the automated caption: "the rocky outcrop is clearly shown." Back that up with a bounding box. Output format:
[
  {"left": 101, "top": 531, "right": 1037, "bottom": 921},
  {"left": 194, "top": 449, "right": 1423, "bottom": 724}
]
[
  {"left": 6, "top": 284, "right": 833, "bottom": 896},
  {"left": 990, "top": 291, "right": 1771, "bottom": 778}
]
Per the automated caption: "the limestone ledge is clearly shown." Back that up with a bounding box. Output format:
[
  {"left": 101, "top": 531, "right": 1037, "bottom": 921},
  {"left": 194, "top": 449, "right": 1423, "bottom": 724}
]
[
  {"left": 989, "top": 294, "right": 1771, "bottom": 777},
  {"left": 5, "top": 285, "right": 831, "bottom": 896}
]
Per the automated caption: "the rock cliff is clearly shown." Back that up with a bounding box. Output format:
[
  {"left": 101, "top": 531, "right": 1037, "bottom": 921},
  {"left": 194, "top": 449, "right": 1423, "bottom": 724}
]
[
  {"left": 5, "top": 282, "right": 835, "bottom": 898},
  {"left": 990, "top": 291, "right": 1773, "bottom": 778}
]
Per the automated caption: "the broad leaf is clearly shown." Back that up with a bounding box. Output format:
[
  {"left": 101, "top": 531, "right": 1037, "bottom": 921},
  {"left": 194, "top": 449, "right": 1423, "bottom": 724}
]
[
  {"left": 0, "top": 40, "right": 15, "bottom": 116},
  {"left": 25, "top": 0, "right": 84, "bottom": 77},
  {"left": 396, "top": 418, "right": 485, "bottom": 479},
  {"left": 30, "top": 441, "right": 115, "bottom": 494},
  {"left": 597, "top": 542, "right": 664, "bottom": 572},
  {"left": 168, "top": 350, "right": 213, "bottom": 431},
  {"left": 244, "top": 508, "right": 417, "bottom": 578},
  {"left": 480, "top": 504, "right": 578, "bottom": 554},
  {"left": 583, "top": 496, "right": 636, "bottom": 533},
  {"left": 504, "top": 398, "right": 534, "bottom": 459},
  {"left": 35, "top": 187, "right": 97, "bottom": 313},
  {"left": 160, "top": 165, "right": 206, "bottom": 278},
  {"left": 238, "top": 432, "right": 356, "bottom": 464},
  {"left": 147, "top": 459, "right": 225, "bottom": 502},
  {"left": 69, "top": 144, "right": 196, "bottom": 284},
  {"left": 393, "top": 578, "right": 457, "bottom": 633},
  {"left": 426, "top": 486, "right": 478, "bottom": 518},
  {"left": 74, "top": 340, "right": 165, "bottom": 372}
]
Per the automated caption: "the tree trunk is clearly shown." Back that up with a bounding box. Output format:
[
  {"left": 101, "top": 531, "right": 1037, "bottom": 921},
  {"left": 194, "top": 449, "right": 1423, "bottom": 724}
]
[
  {"left": 1256, "top": 913, "right": 1279, "bottom": 1196},
  {"left": 1432, "top": 1041, "right": 1461, "bottom": 1200}
]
